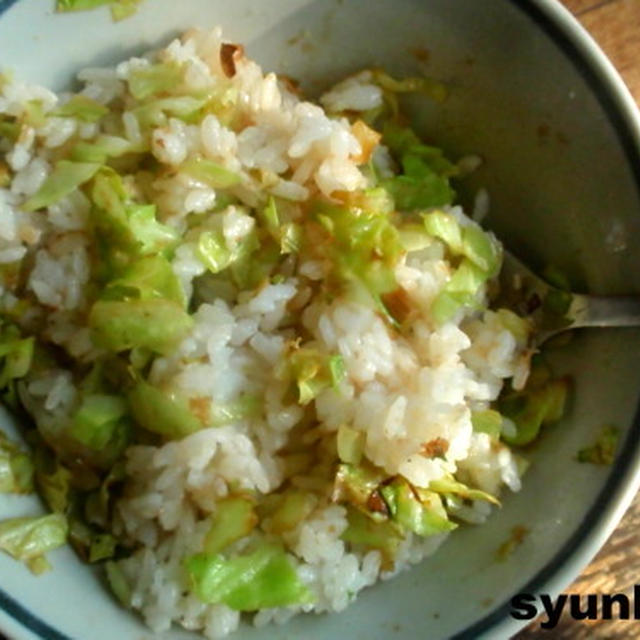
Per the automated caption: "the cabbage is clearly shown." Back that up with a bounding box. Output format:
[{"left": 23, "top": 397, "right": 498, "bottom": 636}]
[
  {"left": 52, "top": 95, "right": 108, "bottom": 122},
  {"left": 260, "top": 196, "right": 280, "bottom": 238},
  {"left": 429, "top": 475, "right": 500, "bottom": 506},
  {"left": 0, "top": 161, "right": 10, "bottom": 188},
  {"left": 312, "top": 198, "right": 402, "bottom": 317},
  {"left": 131, "top": 95, "right": 210, "bottom": 128},
  {"left": 328, "top": 355, "right": 346, "bottom": 387},
  {"left": 56, "top": 0, "right": 143, "bottom": 21},
  {"left": 496, "top": 308, "right": 531, "bottom": 344},
  {"left": 543, "top": 288, "right": 573, "bottom": 318},
  {"left": 382, "top": 173, "right": 453, "bottom": 212},
  {"left": 106, "top": 561, "right": 131, "bottom": 606},
  {"left": 83, "top": 461, "right": 126, "bottom": 528},
  {"left": 289, "top": 348, "right": 345, "bottom": 405},
  {"left": 0, "top": 327, "right": 34, "bottom": 388},
  {"left": 461, "top": 225, "right": 502, "bottom": 276},
  {"left": 197, "top": 231, "right": 233, "bottom": 274},
  {"left": 102, "top": 255, "right": 186, "bottom": 307},
  {"left": 68, "top": 394, "right": 128, "bottom": 450},
  {"left": 336, "top": 186, "right": 395, "bottom": 215},
  {"left": 0, "top": 116, "right": 19, "bottom": 142},
  {"left": 229, "top": 233, "right": 273, "bottom": 290},
  {"left": 128, "top": 379, "right": 202, "bottom": 439},
  {"left": 332, "top": 462, "right": 386, "bottom": 515},
  {"left": 381, "top": 478, "right": 456, "bottom": 537},
  {"left": 209, "top": 394, "right": 260, "bottom": 426},
  {"left": 203, "top": 496, "right": 258, "bottom": 554},
  {"left": 109, "top": 0, "right": 142, "bottom": 20},
  {"left": 337, "top": 425, "right": 365, "bottom": 465},
  {"left": 279, "top": 222, "right": 302, "bottom": 254},
  {"left": 431, "top": 258, "right": 488, "bottom": 325},
  {"left": 257, "top": 198, "right": 301, "bottom": 254},
  {"left": 71, "top": 135, "right": 142, "bottom": 163},
  {"left": 422, "top": 211, "right": 502, "bottom": 277},
  {"left": 266, "top": 491, "right": 318, "bottom": 534},
  {"left": 181, "top": 157, "right": 242, "bottom": 189},
  {"left": 0, "top": 431, "right": 33, "bottom": 495},
  {"left": 197, "top": 223, "right": 260, "bottom": 284},
  {"left": 23, "top": 161, "right": 102, "bottom": 212},
  {"left": 89, "top": 299, "right": 193, "bottom": 354},
  {"left": 185, "top": 544, "right": 314, "bottom": 610},
  {"left": 397, "top": 223, "right": 433, "bottom": 253},
  {"left": 0, "top": 513, "right": 68, "bottom": 574},
  {"left": 22, "top": 101, "right": 47, "bottom": 128},
  {"left": 577, "top": 425, "right": 620, "bottom": 465},
  {"left": 88, "top": 533, "right": 117, "bottom": 563},
  {"left": 500, "top": 377, "right": 570, "bottom": 446},
  {"left": 471, "top": 409, "right": 503, "bottom": 440},
  {"left": 128, "top": 62, "right": 184, "bottom": 101},
  {"left": 91, "top": 171, "right": 178, "bottom": 256},
  {"left": 341, "top": 506, "right": 404, "bottom": 565},
  {"left": 422, "top": 211, "right": 463, "bottom": 252},
  {"left": 380, "top": 122, "right": 456, "bottom": 211},
  {"left": 382, "top": 122, "right": 425, "bottom": 156},
  {"left": 34, "top": 452, "right": 72, "bottom": 514},
  {"left": 371, "top": 70, "right": 447, "bottom": 103}
]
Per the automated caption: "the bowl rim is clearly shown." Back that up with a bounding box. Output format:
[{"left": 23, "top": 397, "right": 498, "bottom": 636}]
[{"left": 0, "top": 0, "right": 640, "bottom": 639}]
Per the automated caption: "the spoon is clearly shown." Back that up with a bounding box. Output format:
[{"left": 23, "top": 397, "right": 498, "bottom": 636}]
[{"left": 499, "top": 251, "right": 640, "bottom": 348}]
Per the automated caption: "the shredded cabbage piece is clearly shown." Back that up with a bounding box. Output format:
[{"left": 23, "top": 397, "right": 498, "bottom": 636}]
[
  {"left": 89, "top": 299, "right": 193, "bottom": 354},
  {"left": 52, "top": 95, "right": 108, "bottom": 122},
  {"left": 185, "top": 544, "right": 314, "bottom": 610},
  {"left": 381, "top": 478, "right": 457, "bottom": 537},
  {"left": 106, "top": 561, "right": 131, "bottom": 606},
  {"left": 128, "top": 379, "right": 202, "bottom": 438},
  {"left": 203, "top": 496, "right": 258, "bottom": 554},
  {"left": 0, "top": 431, "right": 33, "bottom": 495},
  {"left": 577, "top": 425, "right": 620, "bottom": 465},
  {"left": 288, "top": 348, "right": 346, "bottom": 405},
  {"left": 500, "top": 377, "right": 570, "bottom": 446},
  {"left": 471, "top": 409, "right": 503, "bottom": 441},
  {"left": 380, "top": 122, "right": 456, "bottom": 210},
  {"left": 266, "top": 491, "right": 318, "bottom": 534},
  {"left": 128, "top": 62, "right": 184, "bottom": 100},
  {"left": 34, "top": 451, "right": 72, "bottom": 514},
  {"left": 337, "top": 425, "right": 365, "bottom": 465},
  {"left": 103, "top": 255, "right": 186, "bottom": 307},
  {"left": 91, "top": 171, "right": 178, "bottom": 257},
  {"left": 181, "top": 157, "right": 242, "bottom": 189},
  {"left": 312, "top": 196, "right": 402, "bottom": 318},
  {"left": 0, "top": 513, "right": 68, "bottom": 574},
  {"left": 341, "top": 507, "right": 404, "bottom": 567},
  {"left": 23, "top": 161, "right": 102, "bottom": 212},
  {"left": 430, "top": 259, "right": 488, "bottom": 325},
  {"left": 68, "top": 394, "right": 128, "bottom": 451},
  {"left": 429, "top": 475, "right": 500, "bottom": 506},
  {"left": 71, "top": 135, "right": 143, "bottom": 163},
  {"left": 332, "top": 462, "right": 386, "bottom": 515}
]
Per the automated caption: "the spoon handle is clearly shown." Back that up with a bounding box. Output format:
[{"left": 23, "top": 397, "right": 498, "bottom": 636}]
[{"left": 569, "top": 294, "right": 640, "bottom": 329}]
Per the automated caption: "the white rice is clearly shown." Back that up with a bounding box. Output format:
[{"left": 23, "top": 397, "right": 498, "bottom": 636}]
[{"left": 0, "top": 27, "right": 533, "bottom": 639}]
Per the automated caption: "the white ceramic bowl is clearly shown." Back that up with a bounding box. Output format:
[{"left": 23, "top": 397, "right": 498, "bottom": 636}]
[{"left": 1, "top": 1, "right": 640, "bottom": 639}]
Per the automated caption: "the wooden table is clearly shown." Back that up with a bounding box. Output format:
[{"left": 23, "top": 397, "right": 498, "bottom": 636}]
[{"left": 515, "top": 1, "right": 640, "bottom": 638}]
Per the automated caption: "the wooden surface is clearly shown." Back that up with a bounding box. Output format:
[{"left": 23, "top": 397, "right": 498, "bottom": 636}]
[{"left": 515, "top": 2, "right": 640, "bottom": 638}]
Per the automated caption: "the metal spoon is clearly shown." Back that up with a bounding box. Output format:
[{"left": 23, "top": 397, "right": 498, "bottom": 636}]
[{"left": 499, "top": 251, "right": 640, "bottom": 348}]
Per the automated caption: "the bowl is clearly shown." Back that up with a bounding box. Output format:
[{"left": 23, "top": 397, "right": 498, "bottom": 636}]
[{"left": 1, "top": 1, "right": 640, "bottom": 639}]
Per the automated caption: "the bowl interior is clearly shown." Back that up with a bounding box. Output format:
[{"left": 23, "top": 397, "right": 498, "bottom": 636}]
[{"left": 1, "top": 1, "right": 640, "bottom": 639}]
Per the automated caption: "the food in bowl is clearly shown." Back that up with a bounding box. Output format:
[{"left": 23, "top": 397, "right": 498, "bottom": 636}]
[{"left": 0, "top": 27, "right": 568, "bottom": 638}]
